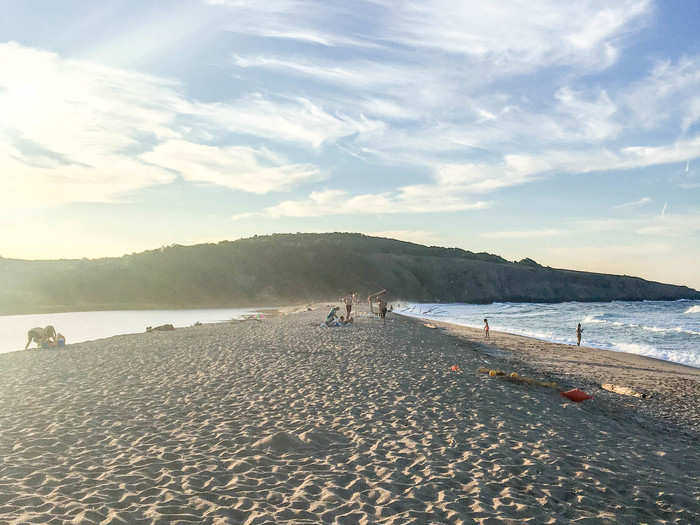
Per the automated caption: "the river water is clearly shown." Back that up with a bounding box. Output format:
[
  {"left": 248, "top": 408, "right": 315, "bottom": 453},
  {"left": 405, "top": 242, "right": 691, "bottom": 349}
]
[{"left": 0, "top": 308, "right": 258, "bottom": 354}]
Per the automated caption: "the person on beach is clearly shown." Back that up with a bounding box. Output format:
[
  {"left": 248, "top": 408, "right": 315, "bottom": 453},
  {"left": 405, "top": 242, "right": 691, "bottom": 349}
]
[
  {"left": 577, "top": 323, "right": 583, "bottom": 346},
  {"left": 25, "top": 325, "right": 56, "bottom": 350},
  {"left": 378, "top": 298, "right": 388, "bottom": 323},
  {"left": 325, "top": 306, "right": 340, "bottom": 327},
  {"left": 484, "top": 319, "right": 490, "bottom": 339},
  {"left": 368, "top": 289, "right": 387, "bottom": 316},
  {"left": 342, "top": 293, "right": 355, "bottom": 318}
]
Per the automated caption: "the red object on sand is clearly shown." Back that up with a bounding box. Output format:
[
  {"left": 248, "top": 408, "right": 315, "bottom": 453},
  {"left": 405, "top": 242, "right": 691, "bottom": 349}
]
[
  {"left": 560, "top": 389, "right": 593, "bottom": 402},
  {"left": 450, "top": 365, "right": 461, "bottom": 372}
]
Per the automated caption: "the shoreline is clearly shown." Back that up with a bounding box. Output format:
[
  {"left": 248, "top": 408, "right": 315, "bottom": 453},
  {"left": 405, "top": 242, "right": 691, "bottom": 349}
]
[
  {"left": 397, "top": 312, "right": 700, "bottom": 371},
  {"left": 396, "top": 313, "right": 700, "bottom": 436}
]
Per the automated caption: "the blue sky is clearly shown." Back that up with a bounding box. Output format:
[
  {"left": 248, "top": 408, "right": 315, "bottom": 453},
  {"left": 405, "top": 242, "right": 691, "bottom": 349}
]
[{"left": 1, "top": 0, "right": 699, "bottom": 288}]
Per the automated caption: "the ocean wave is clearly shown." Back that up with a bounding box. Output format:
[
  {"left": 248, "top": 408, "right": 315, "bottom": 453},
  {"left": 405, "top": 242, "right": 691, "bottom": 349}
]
[
  {"left": 638, "top": 325, "right": 700, "bottom": 336},
  {"left": 581, "top": 315, "right": 625, "bottom": 327},
  {"left": 611, "top": 342, "right": 700, "bottom": 368},
  {"left": 685, "top": 305, "right": 700, "bottom": 314}
]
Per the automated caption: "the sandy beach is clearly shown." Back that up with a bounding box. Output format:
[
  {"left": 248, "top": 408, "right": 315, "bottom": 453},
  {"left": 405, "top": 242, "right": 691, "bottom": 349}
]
[{"left": 1, "top": 305, "right": 698, "bottom": 523}]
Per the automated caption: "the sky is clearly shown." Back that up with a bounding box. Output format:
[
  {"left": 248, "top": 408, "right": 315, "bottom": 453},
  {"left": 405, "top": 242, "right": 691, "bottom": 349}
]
[{"left": 1, "top": 0, "right": 699, "bottom": 289}]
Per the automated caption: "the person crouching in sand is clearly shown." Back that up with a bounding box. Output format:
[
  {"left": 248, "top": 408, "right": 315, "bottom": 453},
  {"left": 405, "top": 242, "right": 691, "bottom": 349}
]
[
  {"left": 325, "top": 306, "right": 340, "bottom": 327},
  {"left": 25, "top": 325, "right": 56, "bottom": 350},
  {"left": 577, "top": 323, "right": 583, "bottom": 346},
  {"left": 484, "top": 318, "right": 490, "bottom": 339}
]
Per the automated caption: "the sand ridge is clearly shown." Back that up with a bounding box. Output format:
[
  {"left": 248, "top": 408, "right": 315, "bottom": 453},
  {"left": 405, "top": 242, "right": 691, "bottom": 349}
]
[{"left": 0, "top": 306, "right": 698, "bottom": 523}]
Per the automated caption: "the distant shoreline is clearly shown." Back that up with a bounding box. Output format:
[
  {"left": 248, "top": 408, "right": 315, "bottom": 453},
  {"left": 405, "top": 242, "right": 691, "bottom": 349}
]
[{"left": 2, "top": 296, "right": 698, "bottom": 317}]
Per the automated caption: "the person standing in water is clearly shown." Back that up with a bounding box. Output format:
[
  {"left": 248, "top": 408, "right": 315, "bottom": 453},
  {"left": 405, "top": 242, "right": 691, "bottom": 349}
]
[
  {"left": 484, "top": 318, "right": 490, "bottom": 339},
  {"left": 576, "top": 323, "right": 583, "bottom": 346}
]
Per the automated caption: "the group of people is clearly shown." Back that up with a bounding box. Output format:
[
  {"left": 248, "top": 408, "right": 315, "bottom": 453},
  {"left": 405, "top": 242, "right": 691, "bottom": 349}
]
[
  {"left": 323, "top": 290, "right": 394, "bottom": 327},
  {"left": 25, "top": 325, "right": 65, "bottom": 350},
  {"left": 324, "top": 306, "right": 354, "bottom": 327},
  {"left": 323, "top": 292, "right": 358, "bottom": 327}
]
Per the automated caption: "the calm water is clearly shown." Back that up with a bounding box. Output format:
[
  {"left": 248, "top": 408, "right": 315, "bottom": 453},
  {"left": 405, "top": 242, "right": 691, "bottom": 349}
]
[
  {"left": 0, "top": 308, "right": 259, "bottom": 354},
  {"left": 397, "top": 300, "right": 700, "bottom": 368}
]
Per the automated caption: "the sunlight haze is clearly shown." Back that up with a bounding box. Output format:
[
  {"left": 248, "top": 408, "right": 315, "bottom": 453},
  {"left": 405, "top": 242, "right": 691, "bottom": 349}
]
[{"left": 1, "top": 0, "right": 699, "bottom": 288}]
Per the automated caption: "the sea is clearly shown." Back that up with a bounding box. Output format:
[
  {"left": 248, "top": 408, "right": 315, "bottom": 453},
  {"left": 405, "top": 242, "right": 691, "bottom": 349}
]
[
  {"left": 396, "top": 300, "right": 700, "bottom": 369},
  {"left": 0, "top": 308, "right": 259, "bottom": 355}
]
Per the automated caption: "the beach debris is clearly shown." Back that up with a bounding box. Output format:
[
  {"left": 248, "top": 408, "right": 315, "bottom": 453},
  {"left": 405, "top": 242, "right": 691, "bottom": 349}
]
[
  {"left": 146, "top": 324, "right": 175, "bottom": 332},
  {"left": 450, "top": 365, "right": 461, "bottom": 372},
  {"left": 424, "top": 323, "right": 438, "bottom": 329},
  {"left": 479, "top": 367, "right": 505, "bottom": 377},
  {"left": 478, "top": 367, "right": 558, "bottom": 388},
  {"left": 560, "top": 389, "right": 593, "bottom": 402},
  {"left": 601, "top": 383, "right": 650, "bottom": 399}
]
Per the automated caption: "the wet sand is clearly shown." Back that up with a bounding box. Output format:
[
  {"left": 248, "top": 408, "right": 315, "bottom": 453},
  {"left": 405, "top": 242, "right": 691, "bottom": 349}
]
[{"left": 0, "top": 305, "right": 698, "bottom": 523}]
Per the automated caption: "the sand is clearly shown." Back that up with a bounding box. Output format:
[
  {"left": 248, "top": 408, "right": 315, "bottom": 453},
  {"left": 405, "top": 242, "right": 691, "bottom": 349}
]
[
  {"left": 424, "top": 319, "right": 700, "bottom": 435},
  {"left": 0, "top": 305, "right": 698, "bottom": 524}
]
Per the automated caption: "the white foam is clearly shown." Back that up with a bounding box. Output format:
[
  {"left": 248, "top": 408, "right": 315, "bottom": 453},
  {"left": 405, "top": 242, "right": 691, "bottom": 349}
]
[
  {"left": 639, "top": 325, "right": 700, "bottom": 336},
  {"left": 611, "top": 342, "right": 700, "bottom": 368},
  {"left": 685, "top": 305, "right": 700, "bottom": 314}
]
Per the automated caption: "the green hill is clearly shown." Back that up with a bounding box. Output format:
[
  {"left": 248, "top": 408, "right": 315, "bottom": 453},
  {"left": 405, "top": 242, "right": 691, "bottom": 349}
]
[{"left": 1, "top": 233, "right": 697, "bottom": 314}]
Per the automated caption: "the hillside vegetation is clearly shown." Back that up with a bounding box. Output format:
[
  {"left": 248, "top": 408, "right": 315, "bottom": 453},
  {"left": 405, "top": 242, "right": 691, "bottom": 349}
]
[{"left": 2, "top": 233, "right": 698, "bottom": 314}]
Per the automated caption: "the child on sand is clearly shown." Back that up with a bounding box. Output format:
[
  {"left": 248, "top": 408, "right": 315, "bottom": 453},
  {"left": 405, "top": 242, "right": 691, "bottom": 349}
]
[
  {"left": 325, "top": 306, "right": 340, "bottom": 327},
  {"left": 577, "top": 323, "right": 583, "bottom": 346},
  {"left": 484, "top": 319, "right": 490, "bottom": 339}
]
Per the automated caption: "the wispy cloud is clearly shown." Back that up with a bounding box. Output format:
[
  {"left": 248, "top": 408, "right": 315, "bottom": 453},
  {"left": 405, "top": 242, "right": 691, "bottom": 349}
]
[
  {"left": 189, "top": 93, "right": 384, "bottom": 147},
  {"left": 217, "top": 1, "right": 700, "bottom": 200},
  {"left": 614, "top": 197, "right": 652, "bottom": 209},
  {"left": 482, "top": 229, "right": 563, "bottom": 239},
  {"left": 140, "top": 141, "right": 322, "bottom": 193},
  {"left": 576, "top": 210, "right": 700, "bottom": 237},
  {"left": 213, "top": 0, "right": 651, "bottom": 72},
  {"left": 234, "top": 188, "right": 490, "bottom": 219},
  {"left": 0, "top": 42, "right": 380, "bottom": 208}
]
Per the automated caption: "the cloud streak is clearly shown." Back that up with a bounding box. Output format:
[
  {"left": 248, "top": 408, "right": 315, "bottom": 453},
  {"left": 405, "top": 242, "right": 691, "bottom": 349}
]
[
  {"left": 614, "top": 197, "right": 652, "bottom": 209},
  {"left": 234, "top": 188, "right": 490, "bottom": 219},
  {"left": 0, "top": 42, "right": 381, "bottom": 208}
]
